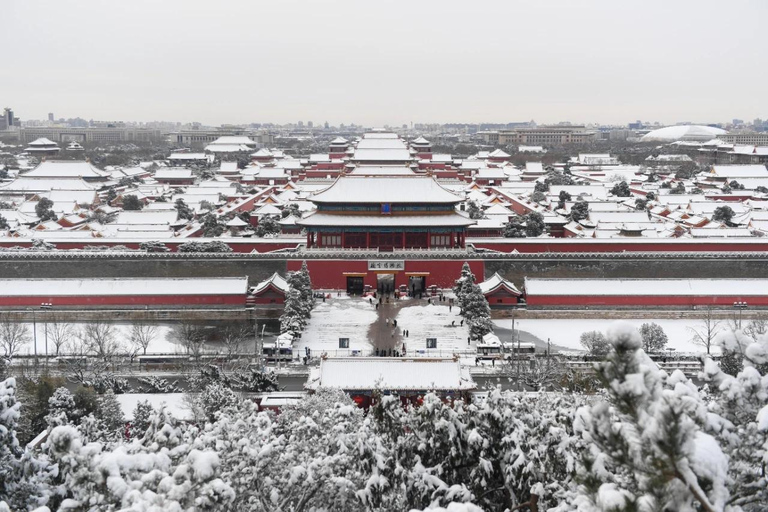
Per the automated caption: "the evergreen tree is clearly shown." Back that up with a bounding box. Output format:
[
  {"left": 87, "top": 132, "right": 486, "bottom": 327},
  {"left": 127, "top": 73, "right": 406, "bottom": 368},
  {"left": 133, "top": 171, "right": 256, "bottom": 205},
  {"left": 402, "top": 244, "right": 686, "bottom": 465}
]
[
  {"left": 453, "top": 262, "right": 475, "bottom": 311},
  {"left": 525, "top": 211, "right": 545, "bottom": 237},
  {"left": 280, "top": 288, "right": 307, "bottom": 335},
  {"left": 466, "top": 200, "right": 484, "bottom": 220},
  {"left": 573, "top": 323, "right": 730, "bottom": 511},
  {"left": 130, "top": 400, "right": 154, "bottom": 439},
  {"left": 570, "top": 200, "right": 589, "bottom": 222},
  {"left": 609, "top": 180, "right": 631, "bottom": 197},
  {"left": 201, "top": 213, "right": 225, "bottom": 237},
  {"left": 255, "top": 215, "right": 280, "bottom": 237},
  {"left": 503, "top": 214, "right": 527, "bottom": 238},
  {"left": 121, "top": 194, "right": 143, "bottom": 211},
  {"left": 35, "top": 197, "right": 58, "bottom": 222},
  {"left": 461, "top": 282, "right": 492, "bottom": 340},
  {"left": 556, "top": 190, "right": 571, "bottom": 210},
  {"left": 174, "top": 197, "right": 194, "bottom": 221}
]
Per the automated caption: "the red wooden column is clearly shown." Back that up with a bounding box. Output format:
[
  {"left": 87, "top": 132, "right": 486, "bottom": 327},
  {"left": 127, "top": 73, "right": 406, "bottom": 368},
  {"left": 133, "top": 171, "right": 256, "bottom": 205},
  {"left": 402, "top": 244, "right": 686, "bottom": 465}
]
[
  {"left": 366, "top": 232, "right": 371, "bottom": 249},
  {"left": 450, "top": 230, "right": 454, "bottom": 248},
  {"left": 401, "top": 231, "right": 406, "bottom": 248},
  {"left": 306, "top": 231, "right": 312, "bottom": 248},
  {"left": 317, "top": 231, "right": 322, "bottom": 248},
  {"left": 426, "top": 231, "right": 431, "bottom": 249}
]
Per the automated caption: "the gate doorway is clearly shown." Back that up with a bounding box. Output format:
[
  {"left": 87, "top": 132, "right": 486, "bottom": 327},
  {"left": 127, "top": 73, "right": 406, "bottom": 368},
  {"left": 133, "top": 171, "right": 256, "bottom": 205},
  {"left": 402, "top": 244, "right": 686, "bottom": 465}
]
[
  {"left": 377, "top": 273, "right": 395, "bottom": 294},
  {"left": 346, "top": 276, "right": 364, "bottom": 295},
  {"left": 408, "top": 276, "right": 426, "bottom": 295}
]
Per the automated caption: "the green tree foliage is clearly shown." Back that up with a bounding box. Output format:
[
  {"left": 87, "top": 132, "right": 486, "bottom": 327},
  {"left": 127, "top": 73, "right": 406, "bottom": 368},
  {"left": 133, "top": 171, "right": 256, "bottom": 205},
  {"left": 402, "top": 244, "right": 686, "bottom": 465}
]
[
  {"left": 121, "top": 194, "right": 143, "bottom": 211},
  {"left": 174, "top": 198, "right": 194, "bottom": 221},
  {"left": 713, "top": 205, "right": 735, "bottom": 225},
  {"left": 525, "top": 211, "right": 545, "bottom": 237},
  {"left": 466, "top": 200, "right": 484, "bottom": 220},
  {"left": 556, "top": 190, "right": 571, "bottom": 210},
  {"left": 609, "top": 181, "right": 631, "bottom": 197},
  {"left": 35, "top": 197, "right": 58, "bottom": 221},
  {"left": 569, "top": 200, "right": 589, "bottom": 222},
  {"left": 255, "top": 215, "right": 280, "bottom": 237},
  {"left": 201, "top": 213, "right": 225, "bottom": 237}
]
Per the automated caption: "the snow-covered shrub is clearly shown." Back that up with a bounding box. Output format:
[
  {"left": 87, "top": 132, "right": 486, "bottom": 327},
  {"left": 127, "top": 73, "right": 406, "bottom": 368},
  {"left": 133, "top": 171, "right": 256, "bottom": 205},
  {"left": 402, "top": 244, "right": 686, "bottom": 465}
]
[{"left": 570, "top": 322, "right": 730, "bottom": 511}]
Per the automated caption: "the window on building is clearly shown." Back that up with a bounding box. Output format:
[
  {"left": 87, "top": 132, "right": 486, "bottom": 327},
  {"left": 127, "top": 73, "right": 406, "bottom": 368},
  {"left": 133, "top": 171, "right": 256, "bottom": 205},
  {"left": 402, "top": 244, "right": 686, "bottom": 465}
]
[{"left": 321, "top": 234, "right": 341, "bottom": 247}]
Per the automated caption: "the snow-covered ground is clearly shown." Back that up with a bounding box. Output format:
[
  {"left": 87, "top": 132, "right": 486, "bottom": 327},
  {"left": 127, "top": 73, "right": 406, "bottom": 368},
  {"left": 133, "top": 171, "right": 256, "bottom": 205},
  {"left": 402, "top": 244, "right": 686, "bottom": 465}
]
[
  {"left": 296, "top": 297, "right": 378, "bottom": 356},
  {"left": 19, "top": 322, "right": 181, "bottom": 356},
  {"left": 396, "top": 303, "right": 471, "bottom": 356},
  {"left": 493, "top": 318, "right": 726, "bottom": 354}
]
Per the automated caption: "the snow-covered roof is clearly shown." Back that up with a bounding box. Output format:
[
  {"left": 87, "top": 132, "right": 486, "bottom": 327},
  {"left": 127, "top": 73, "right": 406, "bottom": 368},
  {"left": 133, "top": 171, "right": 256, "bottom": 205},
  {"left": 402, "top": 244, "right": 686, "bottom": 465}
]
[
  {"left": 411, "top": 136, "right": 430, "bottom": 145},
  {"left": 0, "top": 277, "right": 249, "bottom": 297},
  {"left": 353, "top": 148, "right": 412, "bottom": 162},
  {"left": 478, "top": 272, "right": 521, "bottom": 296},
  {"left": 329, "top": 137, "right": 348, "bottom": 145},
  {"left": 154, "top": 169, "right": 193, "bottom": 179},
  {"left": 27, "top": 138, "right": 59, "bottom": 147},
  {"left": 168, "top": 153, "right": 208, "bottom": 160},
  {"left": 208, "top": 136, "right": 256, "bottom": 146},
  {"left": 310, "top": 176, "right": 464, "bottom": 204},
  {"left": 205, "top": 144, "right": 252, "bottom": 153},
  {"left": 297, "top": 211, "right": 475, "bottom": 227},
  {"left": 709, "top": 165, "right": 768, "bottom": 179},
  {"left": 525, "top": 278, "right": 768, "bottom": 297},
  {"left": 225, "top": 216, "right": 248, "bottom": 227},
  {"left": 488, "top": 149, "right": 510, "bottom": 158},
  {"left": 641, "top": 125, "right": 727, "bottom": 142},
  {"left": 347, "top": 166, "right": 415, "bottom": 176},
  {"left": 252, "top": 272, "right": 289, "bottom": 295},
  {"left": 115, "top": 393, "right": 195, "bottom": 421},
  {"left": 23, "top": 161, "right": 108, "bottom": 179},
  {"left": 305, "top": 357, "right": 476, "bottom": 391}
]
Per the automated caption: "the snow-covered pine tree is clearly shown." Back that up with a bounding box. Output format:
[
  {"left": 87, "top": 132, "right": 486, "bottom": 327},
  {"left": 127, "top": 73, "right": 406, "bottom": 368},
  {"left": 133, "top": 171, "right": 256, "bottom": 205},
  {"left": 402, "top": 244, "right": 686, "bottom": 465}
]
[
  {"left": 0, "top": 378, "right": 53, "bottom": 511},
  {"left": 571, "top": 322, "right": 730, "bottom": 511},
  {"left": 461, "top": 281, "right": 492, "bottom": 340},
  {"left": 299, "top": 260, "right": 314, "bottom": 313},
  {"left": 280, "top": 287, "right": 308, "bottom": 335},
  {"left": 45, "top": 387, "right": 78, "bottom": 429},
  {"left": 130, "top": 400, "right": 154, "bottom": 439},
  {"left": 699, "top": 328, "right": 768, "bottom": 509},
  {"left": 453, "top": 262, "right": 475, "bottom": 310}
]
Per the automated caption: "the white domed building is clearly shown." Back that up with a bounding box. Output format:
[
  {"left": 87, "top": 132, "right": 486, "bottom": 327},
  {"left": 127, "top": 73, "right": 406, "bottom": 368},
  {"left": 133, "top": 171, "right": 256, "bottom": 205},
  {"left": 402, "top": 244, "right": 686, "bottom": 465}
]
[{"left": 641, "top": 125, "right": 727, "bottom": 142}]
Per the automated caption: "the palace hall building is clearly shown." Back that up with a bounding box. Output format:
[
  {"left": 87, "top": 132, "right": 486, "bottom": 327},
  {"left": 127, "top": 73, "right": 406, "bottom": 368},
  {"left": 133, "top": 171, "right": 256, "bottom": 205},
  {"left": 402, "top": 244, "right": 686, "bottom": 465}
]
[{"left": 297, "top": 173, "right": 474, "bottom": 251}]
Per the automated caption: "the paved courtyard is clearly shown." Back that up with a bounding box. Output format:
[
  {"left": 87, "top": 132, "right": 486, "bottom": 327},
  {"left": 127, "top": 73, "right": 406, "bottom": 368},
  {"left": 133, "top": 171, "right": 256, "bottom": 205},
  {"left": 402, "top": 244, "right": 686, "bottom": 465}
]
[{"left": 295, "top": 295, "right": 473, "bottom": 358}]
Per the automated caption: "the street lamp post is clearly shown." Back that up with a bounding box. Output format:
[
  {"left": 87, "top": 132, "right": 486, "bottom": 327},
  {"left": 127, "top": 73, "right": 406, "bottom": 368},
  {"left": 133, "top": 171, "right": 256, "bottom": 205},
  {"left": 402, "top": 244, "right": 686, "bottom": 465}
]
[
  {"left": 733, "top": 301, "right": 748, "bottom": 329},
  {"left": 41, "top": 303, "right": 52, "bottom": 365},
  {"left": 31, "top": 308, "right": 37, "bottom": 366}
]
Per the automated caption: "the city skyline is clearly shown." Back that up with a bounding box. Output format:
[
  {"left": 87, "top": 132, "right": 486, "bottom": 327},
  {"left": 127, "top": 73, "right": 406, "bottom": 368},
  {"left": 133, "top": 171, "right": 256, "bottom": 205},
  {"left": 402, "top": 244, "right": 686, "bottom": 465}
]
[{"left": 2, "top": 0, "right": 766, "bottom": 127}]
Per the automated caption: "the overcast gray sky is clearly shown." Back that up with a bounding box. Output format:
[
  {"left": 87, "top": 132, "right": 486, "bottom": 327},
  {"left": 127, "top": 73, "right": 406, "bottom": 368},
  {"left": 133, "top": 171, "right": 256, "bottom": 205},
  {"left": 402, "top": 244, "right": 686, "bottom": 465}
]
[{"left": 2, "top": 0, "right": 765, "bottom": 127}]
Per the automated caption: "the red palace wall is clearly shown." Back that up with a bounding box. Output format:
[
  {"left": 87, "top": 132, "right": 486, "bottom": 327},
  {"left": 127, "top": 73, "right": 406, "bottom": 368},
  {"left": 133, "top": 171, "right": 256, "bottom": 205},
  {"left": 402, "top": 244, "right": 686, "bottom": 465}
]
[
  {"left": 0, "top": 295, "right": 246, "bottom": 307},
  {"left": 470, "top": 239, "right": 768, "bottom": 253},
  {"left": 287, "top": 260, "right": 485, "bottom": 289},
  {"left": 526, "top": 295, "right": 768, "bottom": 307}
]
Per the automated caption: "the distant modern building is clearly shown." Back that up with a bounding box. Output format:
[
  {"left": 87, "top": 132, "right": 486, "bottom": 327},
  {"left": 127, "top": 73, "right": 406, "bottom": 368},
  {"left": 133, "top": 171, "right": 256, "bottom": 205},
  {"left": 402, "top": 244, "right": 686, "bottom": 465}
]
[
  {"left": 0, "top": 108, "right": 17, "bottom": 131},
  {"left": 719, "top": 133, "right": 768, "bottom": 145},
  {"left": 641, "top": 125, "right": 727, "bottom": 142},
  {"left": 479, "top": 126, "right": 598, "bottom": 146},
  {"left": 19, "top": 126, "right": 162, "bottom": 143}
]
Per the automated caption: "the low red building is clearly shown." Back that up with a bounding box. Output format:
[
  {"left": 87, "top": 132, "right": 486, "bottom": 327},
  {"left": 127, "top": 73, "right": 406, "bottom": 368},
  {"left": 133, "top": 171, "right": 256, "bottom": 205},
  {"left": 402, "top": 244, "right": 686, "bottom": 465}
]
[
  {"left": 524, "top": 278, "right": 768, "bottom": 308},
  {"left": 0, "top": 277, "right": 248, "bottom": 307},
  {"left": 478, "top": 272, "right": 522, "bottom": 307},
  {"left": 250, "top": 272, "right": 289, "bottom": 305}
]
